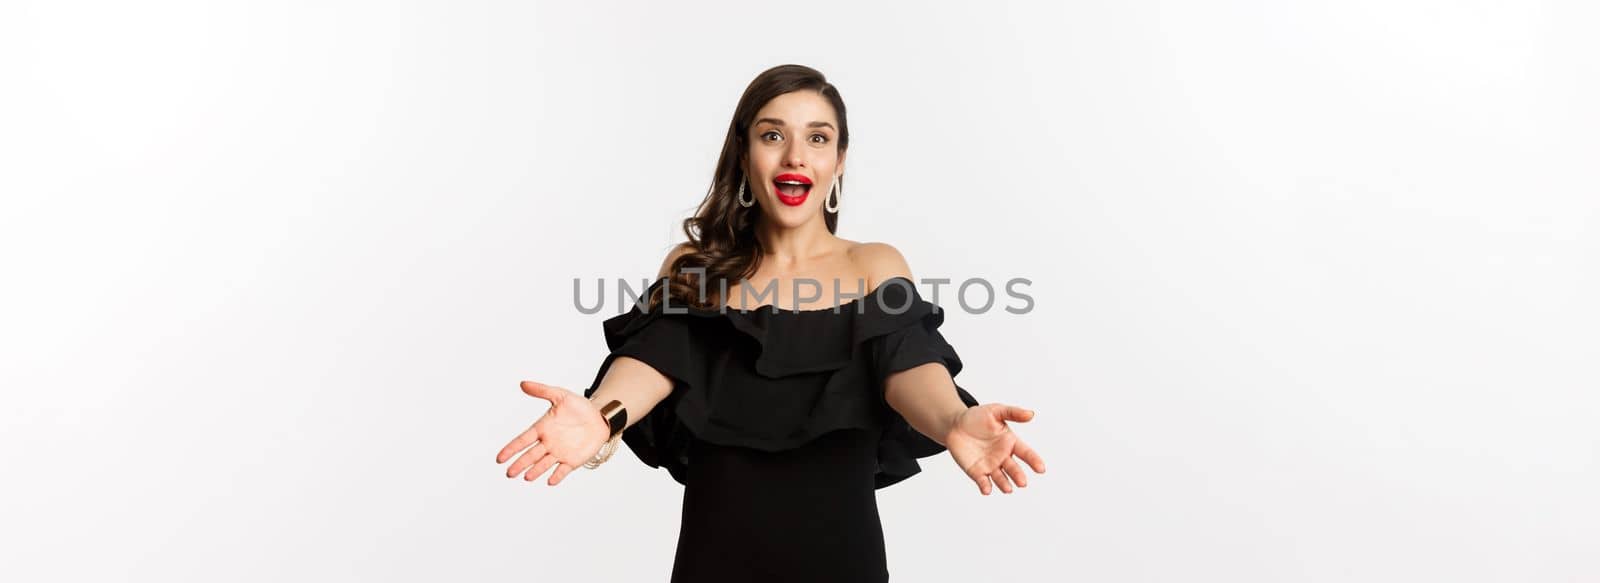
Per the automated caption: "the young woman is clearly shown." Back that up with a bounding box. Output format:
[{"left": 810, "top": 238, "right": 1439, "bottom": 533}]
[{"left": 496, "top": 64, "right": 1046, "bottom": 582}]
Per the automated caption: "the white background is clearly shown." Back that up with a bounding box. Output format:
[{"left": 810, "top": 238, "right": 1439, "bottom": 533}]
[{"left": 3, "top": 1, "right": 1596, "bottom": 581}]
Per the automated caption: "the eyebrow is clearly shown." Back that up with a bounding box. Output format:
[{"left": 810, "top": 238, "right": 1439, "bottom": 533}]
[{"left": 754, "top": 117, "right": 835, "bottom": 131}]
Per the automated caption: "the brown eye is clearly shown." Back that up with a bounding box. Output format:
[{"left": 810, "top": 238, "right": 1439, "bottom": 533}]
[
  {"left": 762, "top": 131, "right": 781, "bottom": 142},
  {"left": 811, "top": 134, "right": 829, "bottom": 144}
]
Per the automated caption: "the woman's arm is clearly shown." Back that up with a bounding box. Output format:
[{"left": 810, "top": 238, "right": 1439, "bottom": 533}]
[
  {"left": 587, "top": 242, "right": 700, "bottom": 429},
  {"left": 496, "top": 243, "right": 697, "bottom": 486},
  {"left": 858, "top": 243, "right": 1044, "bottom": 495},
  {"left": 586, "top": 356, "right": 673, "bottom": 432},
  {"left": 885, "top": 363, "right": 971, "bottom": 446},
  {"left": 854, "top": 242, "right": 972, "bottom": 444}
]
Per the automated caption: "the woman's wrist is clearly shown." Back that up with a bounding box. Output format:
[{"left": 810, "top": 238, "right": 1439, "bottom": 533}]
[
  {"left": 936, "top": 405, "right": 971, "bottom": 447},
  {"left": 588, "top": 396, "right": 611, "bottom": 435},
  {"left": 581, "top": 398, "right": 622, "bottom": 469},
  {"left": 593, "top": 398, "right": 628, "bottom": 435}
]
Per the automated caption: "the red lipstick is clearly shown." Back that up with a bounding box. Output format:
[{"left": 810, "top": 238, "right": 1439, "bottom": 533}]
[{"left": 772, "top": 173, "right": 813, "bottom": 207}]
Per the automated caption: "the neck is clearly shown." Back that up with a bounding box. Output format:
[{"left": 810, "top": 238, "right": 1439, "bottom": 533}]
[{"left": 754, "top": 216, "right": 838, "bottom": 268}]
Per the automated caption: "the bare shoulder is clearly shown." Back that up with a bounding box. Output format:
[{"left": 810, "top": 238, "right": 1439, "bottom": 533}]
[
  {"left": 847, "top": 241, "right": 914, "bottom": 292},
  {"left": 656, "top": 242, "right": 698, "bottom": 279}
]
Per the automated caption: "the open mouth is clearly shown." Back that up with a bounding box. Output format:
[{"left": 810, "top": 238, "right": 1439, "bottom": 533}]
[{"left": 773, "top": 174, "right": 812, "bottom": 207}]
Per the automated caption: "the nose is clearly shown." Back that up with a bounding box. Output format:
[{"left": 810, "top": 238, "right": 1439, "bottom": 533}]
[{"left": 783, "top": 140, "right": 805, "bottom": 168}]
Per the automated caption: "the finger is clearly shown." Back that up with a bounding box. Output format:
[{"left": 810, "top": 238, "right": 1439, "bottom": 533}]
[
  {"left": 1001, "top": 458, "right": 1028, "bottom": 488},
  {"left": 548, "top": 462, "right": 574, "bottom": 486},
  {"left": 990, "top": 468, "right": 1014, "bottom": 494},
  {"left": 521, "top": 380, "right": 563, "bottom": 402},
  {"left": 523, "top": 453, "right": 558, "bottom": 482},
  {"left": 496, "top": 426, "right": 541, "bottom": 464},
  {"left": 1012, "top": 438, "right": 1046, "bottom": 474},
  {"left": 1003, "top": 405, "right": 1035, "bottom": 423},
  {"left": 972, "top": 471, "right": 992, "bottom": 496},
  {"left": 507, "top": 442, "right": 548, "bottom": 478}
]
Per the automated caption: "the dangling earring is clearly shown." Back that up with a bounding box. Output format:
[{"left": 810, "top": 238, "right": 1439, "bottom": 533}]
[
  {"left": 737, "top": 176, "right": 754, "bottom": 208},
  {"left": 825, "top": 174, "right": 841, "bottom": 213}
]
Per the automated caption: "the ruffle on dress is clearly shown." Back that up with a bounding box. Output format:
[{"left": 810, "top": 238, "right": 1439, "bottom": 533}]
[{"left": 582, "top": 275, "right": 979, "bottom": 489}]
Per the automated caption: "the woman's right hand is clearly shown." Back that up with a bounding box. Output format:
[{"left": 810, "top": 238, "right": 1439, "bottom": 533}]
[{"left": 496, "top": 380, "right": 611, "bottom": 486}]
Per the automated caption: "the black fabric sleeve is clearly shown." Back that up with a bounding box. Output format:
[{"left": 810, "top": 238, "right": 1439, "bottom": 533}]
[
  {"left": 865, "top": 305, "right": 981, "bottom": 478},
  {"left": 581, "top": 306, "right": 707, "bottom": 484}
]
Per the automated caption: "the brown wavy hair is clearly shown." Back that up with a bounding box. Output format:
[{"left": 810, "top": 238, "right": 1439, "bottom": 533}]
[{"left": 651, "top": 64, "right": 850, "bottom": 310}]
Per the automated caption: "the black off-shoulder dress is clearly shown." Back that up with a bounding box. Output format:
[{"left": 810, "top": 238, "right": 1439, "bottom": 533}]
[{"left": 582, "top": 276, "right": 979, "bottom": 582}]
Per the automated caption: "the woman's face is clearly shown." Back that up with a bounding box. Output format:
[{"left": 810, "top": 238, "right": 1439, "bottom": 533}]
[{"left": 742, "top": 90, "right": 846, "bottom": 227}]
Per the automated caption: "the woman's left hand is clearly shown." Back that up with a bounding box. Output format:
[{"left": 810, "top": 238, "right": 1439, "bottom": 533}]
[{"left": 944, "top": 404, "right": 1047, "bottom": 495}]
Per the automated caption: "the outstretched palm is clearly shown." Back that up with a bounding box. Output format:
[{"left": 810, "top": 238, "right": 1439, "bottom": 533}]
[
  {"left": 496, "top": 380, "right": 610, "bottom": 486},
  {"left": 945, "top": 404, "right": 1047, "bottom": 495}
]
